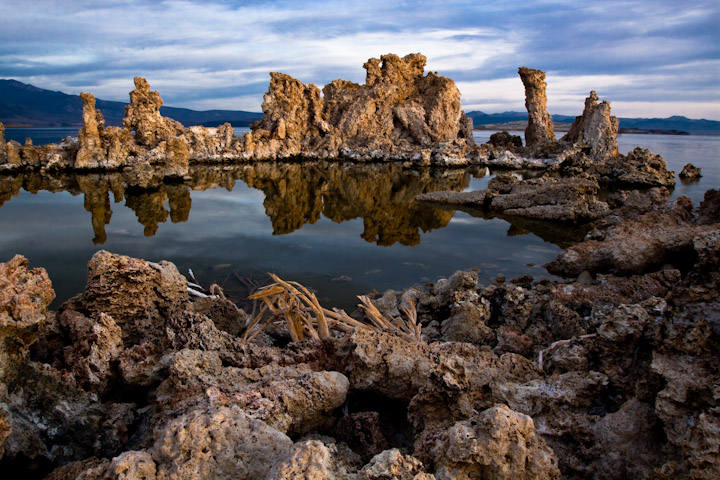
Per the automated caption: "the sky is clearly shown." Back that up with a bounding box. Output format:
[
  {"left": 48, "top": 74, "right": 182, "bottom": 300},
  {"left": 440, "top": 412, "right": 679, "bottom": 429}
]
[{"left": 1, "top": 0, "right": 719, "bottom": 119}]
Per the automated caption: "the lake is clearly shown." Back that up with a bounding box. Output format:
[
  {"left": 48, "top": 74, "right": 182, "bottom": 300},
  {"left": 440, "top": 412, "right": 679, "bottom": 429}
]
[{"left": 1, "top": 128, "right": 718, "bottom": 310}]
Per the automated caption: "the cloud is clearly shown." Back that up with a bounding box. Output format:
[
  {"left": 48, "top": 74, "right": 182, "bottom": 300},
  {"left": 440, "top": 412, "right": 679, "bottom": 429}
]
[{"left": 0, "top": 0, "right": 718, "bottom": 118}]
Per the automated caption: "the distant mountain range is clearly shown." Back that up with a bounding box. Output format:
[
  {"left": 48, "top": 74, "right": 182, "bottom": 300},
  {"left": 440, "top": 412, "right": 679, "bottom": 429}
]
[
  {"left": 465, "top": 110, "right": 720, "bottom": 136},
  {"left": 2, "top": 79, "right": 719, "bottom": 135},
  {"left": 0, "top": 79, "right": 263, "bottom": 128}
]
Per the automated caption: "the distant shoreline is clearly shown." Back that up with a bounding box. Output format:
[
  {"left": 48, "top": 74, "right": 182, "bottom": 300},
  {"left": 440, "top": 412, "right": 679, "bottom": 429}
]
[{"left": 473, "top": 122, "right": 699, "bottom": 136}]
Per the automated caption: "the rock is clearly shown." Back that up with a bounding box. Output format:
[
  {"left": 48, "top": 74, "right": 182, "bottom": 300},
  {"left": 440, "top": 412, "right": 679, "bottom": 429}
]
[
  {"left": 696, "top": 189, "right": 720, "bottom": 225},
  {"left": 488, "top": 131, "right": 523, "bottom": 151},
  {"left": 0, "top": 122, "right": 6, "bottom": 164},
  {"left": 249, "top": 53, "right": 474, "bottom": 164},
  {"left": 418, "top": 174, "right": 609, "bottom": 223},
  {"left": 335, "top": 411, "right": 390, "bottom": 462},
  {"left": 429, "top": 405, "right": 560, "bottom": 479},
  {"left": 267, "top": 440, "right": 338, "bottom": 480},
  {"left": 518, "top": 67, "right": 557, "bottom": 152},
  {"left": 73, "top": 250, "right": 188, "bottom": 346},
  {"left": 123, "top": 77, "right": 184, "bottom": 148},
  {"left": 0, "top": 255, "right": 55, "bottom": 384},
  {"left": 58, "top": 310, "right": 123, "bottom": 392},
  {"left": 679, "top": 162, "right": 702, "bottom": 180},
  {"left": 75, "top": 92, "right": 107, "bottom": 169},
  {"left": 151, "top": 406, "right": 293, "bottom": 480},
  {"left": 590, "top": 399, "right": 665, "bottom": 479},
  {"left": 561, "top": 91, "right": 619, "bottom": 160},
  {"left": 358, "top": 448, "right": 432, "bottom": 479},
  {"left": 546, "top": 208, "right": 713, "bottom": 277},
  {"left": 609, "top": 147, "right": 675, "bottom": 187},
  {"left": 440, "top": 300, "right": 494, "bottom": 345}
]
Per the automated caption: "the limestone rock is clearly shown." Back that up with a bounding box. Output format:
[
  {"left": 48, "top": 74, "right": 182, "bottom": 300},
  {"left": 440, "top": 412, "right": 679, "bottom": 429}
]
[
  {"left": 358, "top": 448, "right": 433, "bottom": 480},
  {"left": 518, "top": 67, "right": 556, "bottom": 151},
  {"left": 608, "top": 147, "right": 674, "bottom": 187},
  {"left": 562, "top": 91, "right": 619, "bottom": 160},
  {"left": 0, "top": 255, "right": 55, "bottom": 383},
  {"left": 430, "top": 405, "right": 560, "bottom": 480},
  {"left": 679, "top": 162, "right": 702, "bottom": 180},
  {"left": 73, "top": 250, "right": 188, "bottom": 346},
  {"left": 123, "top": 77, "right": 184, "bottom": 148},
  {"left": 249, "top": 53, "right": 474, "bottom": 164},
  {"left": 57, "top": 310, "right": 123, "bottom": 392},
  {"left": 546, "top": 207, "right": 712, "bottom": 277},
  {"left": 267, "top": 440, "right": 338, "bottom": 480},
  {"left": 151, "top": 406, "right": 293, "bottom": 480},
  {"left": 75, "top": 92, "right": 107, "bottom": 169},
  {"left": 418, "top": 174, "right": 609, "bottom": 223},
  {"left": 0, "top": 122, "right": 6, "bottom": 164}
]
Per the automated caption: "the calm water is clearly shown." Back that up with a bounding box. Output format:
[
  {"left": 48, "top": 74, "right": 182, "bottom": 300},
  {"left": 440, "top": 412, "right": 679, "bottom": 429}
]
[{"left": 1, "top": 129, "right": 717, "bottom": 310}]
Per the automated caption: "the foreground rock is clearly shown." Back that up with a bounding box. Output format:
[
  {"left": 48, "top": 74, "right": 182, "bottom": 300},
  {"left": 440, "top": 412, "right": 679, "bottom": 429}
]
[{"left": 1, "top": 185, "right": 718, "bottom": 479}]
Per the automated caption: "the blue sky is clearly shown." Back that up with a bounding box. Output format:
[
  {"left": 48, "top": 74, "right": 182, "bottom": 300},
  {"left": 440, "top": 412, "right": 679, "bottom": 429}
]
[{"left": 1, "top": 0, "right": 719, "bottom": 119}]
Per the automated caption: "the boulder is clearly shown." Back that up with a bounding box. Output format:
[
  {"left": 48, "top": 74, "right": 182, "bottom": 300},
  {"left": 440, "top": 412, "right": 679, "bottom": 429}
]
[
  {"left": 429, "top": 405, "right": 560, "bottom": 480},
  {"left": 679, "top": 162, "right": 702, "bottom": 180},
  {"left": 71, "top": 250, "right": 188, "bottom": 346}
]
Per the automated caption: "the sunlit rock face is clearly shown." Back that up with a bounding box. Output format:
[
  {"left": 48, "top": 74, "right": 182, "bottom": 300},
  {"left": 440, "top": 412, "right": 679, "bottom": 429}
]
[
  {"left": 248, "top": 53, "right": 476, "bottom": 164},
  {"left": 123, "top": 77, "right": 184, "bottom": 148},
  {"left": 75, "top": 93, "right": 107, "bottom": 169}
]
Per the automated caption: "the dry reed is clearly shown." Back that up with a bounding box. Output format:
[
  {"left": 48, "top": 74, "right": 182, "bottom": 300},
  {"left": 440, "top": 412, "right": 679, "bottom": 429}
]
[{"left": 244, "top": 273, "right": 422, "bottom": 343}]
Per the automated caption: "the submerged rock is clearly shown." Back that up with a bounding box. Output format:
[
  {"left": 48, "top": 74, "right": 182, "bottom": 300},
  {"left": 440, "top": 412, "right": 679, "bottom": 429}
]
[{"left": 679, "top": 162, "right": 702, "bottom": 180}]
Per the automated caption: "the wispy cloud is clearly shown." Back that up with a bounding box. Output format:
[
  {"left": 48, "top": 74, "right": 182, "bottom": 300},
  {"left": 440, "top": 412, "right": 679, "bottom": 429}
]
[{"left": 1, "top": 0, "right": 718, "bottom": 118}]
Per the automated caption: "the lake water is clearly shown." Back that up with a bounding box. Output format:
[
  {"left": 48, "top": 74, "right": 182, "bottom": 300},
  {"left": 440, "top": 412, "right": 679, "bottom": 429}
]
[{"left": 1, "top": 128, "right": 718, "bottom": 310}]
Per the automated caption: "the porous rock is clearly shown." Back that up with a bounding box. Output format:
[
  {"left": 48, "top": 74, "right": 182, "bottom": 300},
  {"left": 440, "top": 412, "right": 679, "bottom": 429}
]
[
  {"left": 249, "top": 53, "right": 474, "bottom": 164},
  {"left": 429, "top": 405, "right": 560, "bottom": 480},
  {"left": 73, "top": 250, "right": 188, "bottom": 346},
  {"left": 518, "top": 67, "right": 557, "bottom": 151},
  {"left": 75, "top": 92, "right": 107, "bottom": 169},
  {"left": 151, "top": 406, "right": 293, "bottom": 480},
  {"left": 418, "top": 174, "right": 609, "bottom": 223},
  {"left": 123, "top": 77, "right": 184, "bottom": 148},
  {"left": 0, "top": 255, "right": 55, "bottom": 383},
  {"left": 679, "top": 162, "right": 702, "bottom": 180},
  {"left": 562, "top": 91, "right": 619, "bottom": 160}
]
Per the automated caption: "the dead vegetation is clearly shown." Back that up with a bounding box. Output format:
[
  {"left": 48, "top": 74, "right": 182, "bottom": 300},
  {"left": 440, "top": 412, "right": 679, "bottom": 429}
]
[{"left": 241, "top": 273, "right": 422, "bottom": 342}]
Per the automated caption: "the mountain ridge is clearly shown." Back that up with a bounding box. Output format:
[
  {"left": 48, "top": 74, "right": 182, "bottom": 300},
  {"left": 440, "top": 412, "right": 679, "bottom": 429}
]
[
  {"left": 465, "top": 110, "right": 720, "bottom": 135},
  {"left": 0, "top": 79, "right": 263, "bottom": 128}
]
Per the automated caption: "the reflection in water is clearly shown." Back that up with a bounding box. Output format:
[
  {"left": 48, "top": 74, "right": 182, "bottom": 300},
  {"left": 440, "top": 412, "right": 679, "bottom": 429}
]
[
  {"left": 0, "top": 162, "right": 594, "bottom": 249},
  {"left": 1, "top": 162, "right": 480, "bottom": 247}
]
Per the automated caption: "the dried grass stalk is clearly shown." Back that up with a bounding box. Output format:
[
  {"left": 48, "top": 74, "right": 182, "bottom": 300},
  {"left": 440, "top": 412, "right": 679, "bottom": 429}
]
[{"left": 245, "top": 273, "right": 423, "bottom": 343}]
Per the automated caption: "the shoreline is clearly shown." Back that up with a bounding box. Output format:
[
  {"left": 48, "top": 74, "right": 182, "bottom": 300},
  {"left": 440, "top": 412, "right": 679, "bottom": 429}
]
[{"left": 1, "top": 185, "right": 718, "bottom": 478}]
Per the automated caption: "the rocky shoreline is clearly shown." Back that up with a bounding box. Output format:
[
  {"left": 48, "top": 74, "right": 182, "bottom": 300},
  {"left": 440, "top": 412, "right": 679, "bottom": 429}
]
[
  {"left": 1, "top": 53, "right": 718, "bottom": 479},
  {"left": 0, "top": 186, "right": 718, "bottom": 479}
]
